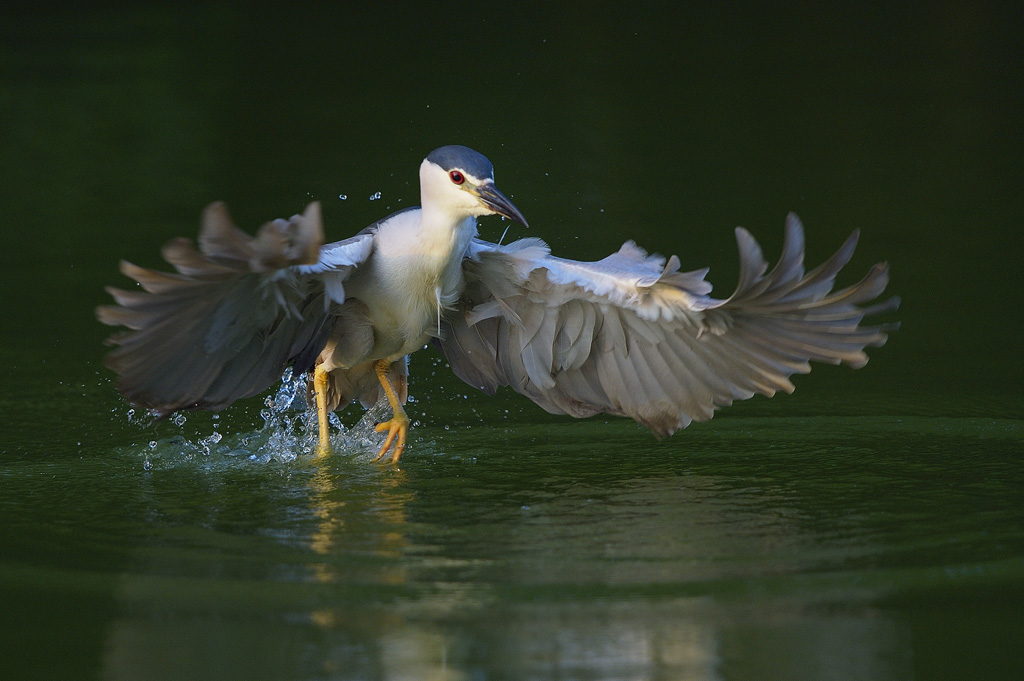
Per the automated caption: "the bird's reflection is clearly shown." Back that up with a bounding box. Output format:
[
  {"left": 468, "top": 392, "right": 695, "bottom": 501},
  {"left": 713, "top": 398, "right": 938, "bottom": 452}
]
[
  {"left": 100, "top": 428, "right": 915, "bottom": 681},
  {"left": 305, "top": 455, "right": 412, "bottom": 630}
]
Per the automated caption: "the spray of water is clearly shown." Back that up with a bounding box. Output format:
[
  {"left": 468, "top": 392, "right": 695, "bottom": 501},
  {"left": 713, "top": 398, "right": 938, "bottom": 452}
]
[{"left": 136, "top": 368, "right": 393, "bottom": 470}]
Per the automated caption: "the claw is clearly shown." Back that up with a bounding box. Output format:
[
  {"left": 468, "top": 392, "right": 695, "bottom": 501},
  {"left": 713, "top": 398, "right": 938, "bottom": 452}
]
[
  {"left": 372, "top": 413, "right": 409, "bottom": 463},
  {"left": 369, "top": 358, "right": 411, "bottom": 464}
]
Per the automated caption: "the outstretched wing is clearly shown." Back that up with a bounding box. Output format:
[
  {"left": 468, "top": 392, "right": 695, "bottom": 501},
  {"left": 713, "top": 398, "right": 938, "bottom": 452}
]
[
  {"left": 438, "top": 213, "right": 898, "bottom": 435},
  {"left": 96, "top": 202, "right": 375, "bottom": 415}
]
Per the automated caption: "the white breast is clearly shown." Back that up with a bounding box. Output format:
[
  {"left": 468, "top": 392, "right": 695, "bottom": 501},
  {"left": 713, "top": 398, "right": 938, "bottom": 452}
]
[{"left": 346, "top": 208, "right": 477, "bottom": 360}]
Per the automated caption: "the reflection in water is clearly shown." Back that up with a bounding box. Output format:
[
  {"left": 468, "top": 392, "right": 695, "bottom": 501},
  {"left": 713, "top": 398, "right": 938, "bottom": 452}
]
[
  {"left": 301, "top": 456, "right": 475, "bottom": 680},
  {"left": 99, "top": 426, "right": 919, "bottom": 680},
  {"left": 306, "top": 454, "right": 412, "bottom": 609},
  {"left": 718, "top": 612, "right": 912, "bottom": 680}
]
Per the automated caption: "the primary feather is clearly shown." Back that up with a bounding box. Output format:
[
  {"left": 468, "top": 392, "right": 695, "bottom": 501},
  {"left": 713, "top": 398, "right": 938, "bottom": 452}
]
[{"left": 438, "top": 213, "right": 898, "bottom": 435}]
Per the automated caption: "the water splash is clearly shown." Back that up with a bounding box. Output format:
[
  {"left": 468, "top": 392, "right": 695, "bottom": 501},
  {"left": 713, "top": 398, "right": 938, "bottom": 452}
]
[{"left": 134, "top": 368, "right": 392, "bottom": 470}]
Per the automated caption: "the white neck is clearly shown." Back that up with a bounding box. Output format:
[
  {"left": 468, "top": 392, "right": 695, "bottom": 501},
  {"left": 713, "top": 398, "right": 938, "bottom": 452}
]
[{"left": 417, "top": 159, "right": 481, "bottom": 257}]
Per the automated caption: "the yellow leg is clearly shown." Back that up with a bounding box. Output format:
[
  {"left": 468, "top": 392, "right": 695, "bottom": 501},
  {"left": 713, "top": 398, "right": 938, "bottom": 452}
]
[
  {"left": 313, "top": 365, "right": 332, "bottom": 457},
  {"left": 372, "top": 359, "right": 409, "bottom": 464}
]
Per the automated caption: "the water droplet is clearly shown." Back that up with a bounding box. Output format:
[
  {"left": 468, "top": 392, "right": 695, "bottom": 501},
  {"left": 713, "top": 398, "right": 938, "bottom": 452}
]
[
  {"left": 369, "top": 191, "right": 382, "bottom": 201},
  {"left": 143, "top": 458, "right": 153, "bottom": 471},
  {"left": 338, "top": 194, "right": 347, "bottom": 200},
  {"left": 173, "top": 413, "right": 186, "bottom": 426},
  {"left": 149, "top": 441, "right": 157, "bottom": 449}
]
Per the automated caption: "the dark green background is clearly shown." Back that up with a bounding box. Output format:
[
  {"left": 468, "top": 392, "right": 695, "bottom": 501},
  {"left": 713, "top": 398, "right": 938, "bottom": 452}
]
[{"left": 2, "top": 3, "right": 1022, "bottom": 680}]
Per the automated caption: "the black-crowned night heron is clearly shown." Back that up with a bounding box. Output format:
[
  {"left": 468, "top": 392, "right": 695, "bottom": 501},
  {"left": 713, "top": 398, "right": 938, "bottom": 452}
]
[{"left": 97, "top": 145, "right": 897, "bottom": 463}]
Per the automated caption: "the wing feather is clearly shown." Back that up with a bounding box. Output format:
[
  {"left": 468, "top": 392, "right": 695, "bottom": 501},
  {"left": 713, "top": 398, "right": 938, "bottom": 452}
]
[
  {"left": 439, "top": 213, "right": 897, "bottom": 436},
  {"left": 558, "top": 300, "right": 585, "bottom": 349},
  {"left": 96, "top": 202, "right": 374, "bottom": 415},
  {"left": 568, "top": 303, "right": 598, "bottom": 370}
]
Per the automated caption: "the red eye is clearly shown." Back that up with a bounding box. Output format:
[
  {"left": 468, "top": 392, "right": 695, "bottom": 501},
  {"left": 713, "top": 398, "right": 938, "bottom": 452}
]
[{"left": 449, "top": 170, "right": 465, "bottom": 185}]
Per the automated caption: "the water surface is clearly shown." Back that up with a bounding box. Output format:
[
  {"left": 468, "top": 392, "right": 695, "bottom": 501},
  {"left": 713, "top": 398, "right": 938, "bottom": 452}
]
[{"left": 2, "top": 3, "right": 1022, "bottom": 680}]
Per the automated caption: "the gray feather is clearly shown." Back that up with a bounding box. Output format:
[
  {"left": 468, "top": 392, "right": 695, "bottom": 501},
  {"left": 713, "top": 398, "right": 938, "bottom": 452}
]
[
  {"left": 97, "top": 202, "right": 374, "bottom": 415},
  {"left": 439, "top": 214, "right": 898, "bottom": 436}
]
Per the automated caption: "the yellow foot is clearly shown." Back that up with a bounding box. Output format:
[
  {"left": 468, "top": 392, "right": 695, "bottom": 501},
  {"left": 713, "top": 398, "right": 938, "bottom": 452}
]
[{"left": 372, "top": 413, "right": 409, "bottom": 464}]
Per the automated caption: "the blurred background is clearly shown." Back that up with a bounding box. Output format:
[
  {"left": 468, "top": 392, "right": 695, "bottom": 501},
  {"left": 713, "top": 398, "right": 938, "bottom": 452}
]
[{"left": 2, "top": 2, "right": 1022, "bottom": 680}]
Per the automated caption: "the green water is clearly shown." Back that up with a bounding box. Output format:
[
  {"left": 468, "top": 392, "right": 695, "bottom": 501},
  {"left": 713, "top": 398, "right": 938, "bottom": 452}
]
[{"left": 2, "top": 4, "right": 1023, "bottom": 680}]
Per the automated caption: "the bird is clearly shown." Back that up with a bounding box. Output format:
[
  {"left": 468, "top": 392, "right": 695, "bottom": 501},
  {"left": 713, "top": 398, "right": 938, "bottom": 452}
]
[{"left": 97, "top": 144, "right": 898, "bottom": 463}]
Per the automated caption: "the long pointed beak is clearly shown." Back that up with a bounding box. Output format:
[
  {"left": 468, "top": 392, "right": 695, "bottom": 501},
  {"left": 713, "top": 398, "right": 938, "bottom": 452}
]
[{"left": 476, "top": 182, "right": 529, "bottom": 227}]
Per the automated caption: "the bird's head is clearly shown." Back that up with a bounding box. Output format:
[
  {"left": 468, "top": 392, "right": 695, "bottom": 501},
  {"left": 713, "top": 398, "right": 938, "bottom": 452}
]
[{"left": 419, "top": 145, "right": 528, "bottom": 227}]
